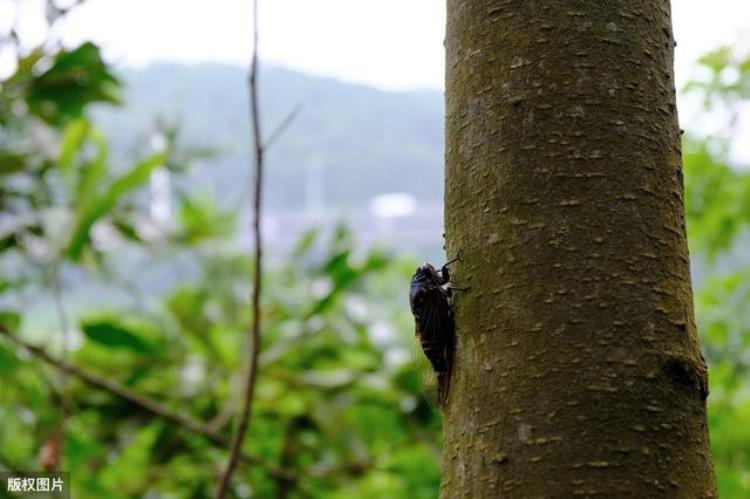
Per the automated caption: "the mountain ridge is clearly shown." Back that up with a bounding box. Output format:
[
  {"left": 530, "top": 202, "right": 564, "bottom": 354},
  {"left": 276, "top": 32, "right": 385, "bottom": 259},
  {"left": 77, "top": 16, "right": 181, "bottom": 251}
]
[{"left": 94, "top": 61, "right": 446, "bottom": 211}]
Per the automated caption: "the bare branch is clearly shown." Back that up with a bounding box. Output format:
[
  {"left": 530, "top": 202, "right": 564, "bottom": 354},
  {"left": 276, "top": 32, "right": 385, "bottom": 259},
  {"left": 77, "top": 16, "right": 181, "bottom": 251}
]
[
  {"left": 264, "top": 104, "right": 302, "bottom": 150},
  {"left": 0, "top": 324, "right": 296, "bottom": 482},
  {"left": 48, "top": 262, "right": 69, "bottom": 471},
  {"left": 214, "top": 0, "right": 266, "bottom": 495}
]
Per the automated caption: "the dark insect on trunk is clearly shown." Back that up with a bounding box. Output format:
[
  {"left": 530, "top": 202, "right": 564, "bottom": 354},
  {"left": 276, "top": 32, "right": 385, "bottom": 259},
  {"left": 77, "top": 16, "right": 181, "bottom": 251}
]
[{"left": 409, "top": 258, "right": 458, "bottom": 406}]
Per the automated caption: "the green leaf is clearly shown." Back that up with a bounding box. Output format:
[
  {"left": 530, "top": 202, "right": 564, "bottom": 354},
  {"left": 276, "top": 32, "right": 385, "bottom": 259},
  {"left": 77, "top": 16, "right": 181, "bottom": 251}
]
[
  {"left": 75, "top": 130, "right": 108, "bottom": 204},
  {"left": 66, "top": 153, "right": 165, "bottom": 260},
  {"left": 166, "top": 288, "right": 220, "bottom": 360},
  {"left": 173, "top": 193, "right": 235, "bottom": 244},
  {"left": 0, "top": 343, "right": 21, "bottom": 375},
  {"left": 0, "top": 233, "right": 17, "bottom": 253},
  {"left": 111, "top": 219, "right": 142, "bottom": 243},
  {"left": 362, "top": 249, "right": 390, "bottom": 273},
  {"left": 697, "top": 46, "right": 732, "bottom": 75},
  {"left": 59, "top": 119, "right": 90, "bottom": 173},
  {"left": 81, "top": 320, "right": 153, "bottom": 353},
  {"left": 0, "top": 153, "right": 27, "bottom": 175},
  {"left": 0, "top": 310, "right": 21, "bottom": 331},
  {"left": 292, "top": 229, "right": 319, "bottom": 257},
  {"left": 324, "top": 250, "right": 351, "bottom": 276},
  {"left": 26, "top": 42, "right": 121, "bottom": 124}
]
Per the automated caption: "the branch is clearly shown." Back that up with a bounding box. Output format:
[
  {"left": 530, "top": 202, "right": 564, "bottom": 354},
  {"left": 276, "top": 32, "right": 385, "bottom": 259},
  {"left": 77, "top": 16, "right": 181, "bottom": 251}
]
[
  {"left": 215, "top": 0, "right": 266, "bottom": 495},
  {"left": 264, "top": 104, "right": 302, "bottom": 150},
  {"left": 48, "top": 262, "right": 69, "bottom": 471},
  {"left": 0, "top": 325, "right": 296, "bottom": 482}
]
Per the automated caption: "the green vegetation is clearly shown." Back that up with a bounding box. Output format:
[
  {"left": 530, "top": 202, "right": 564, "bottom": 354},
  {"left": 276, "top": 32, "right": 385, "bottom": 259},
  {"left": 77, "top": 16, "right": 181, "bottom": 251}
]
[
  {"left": 1, "top": 20, "right": 749, "bottom": 499},
  {"left": 683, "top": 47, "right": 750, "bottom": 496}
]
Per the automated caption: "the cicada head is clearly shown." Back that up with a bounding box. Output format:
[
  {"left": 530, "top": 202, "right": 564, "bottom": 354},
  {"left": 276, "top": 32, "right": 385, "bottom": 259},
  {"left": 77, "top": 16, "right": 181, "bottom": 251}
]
[{"left": 414, "top": 263, "right": 438, "bottom": 280}]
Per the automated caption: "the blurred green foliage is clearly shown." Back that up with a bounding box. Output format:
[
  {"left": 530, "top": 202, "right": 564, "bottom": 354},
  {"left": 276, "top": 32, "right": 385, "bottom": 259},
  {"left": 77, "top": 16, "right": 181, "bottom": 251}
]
[
  {"left": 0, "top": 21, "right": 439, "bottom": 498},
  {"left": 1, "top": 9, "right": 749, "bottom": 498},
  {"left": 682, "top": 46, "right": 750, "bottom": 496}
]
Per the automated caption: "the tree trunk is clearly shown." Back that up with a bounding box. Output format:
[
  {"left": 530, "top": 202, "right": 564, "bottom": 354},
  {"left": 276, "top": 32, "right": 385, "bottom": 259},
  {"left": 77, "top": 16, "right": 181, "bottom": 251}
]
[{"left": 442, "top": 1, "right": 716, "bottom": 497}]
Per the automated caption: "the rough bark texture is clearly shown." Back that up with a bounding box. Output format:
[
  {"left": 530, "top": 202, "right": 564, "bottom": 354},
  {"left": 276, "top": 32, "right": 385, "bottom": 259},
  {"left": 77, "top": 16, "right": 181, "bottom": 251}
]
[{"left": 442, "top": 1, "right": 716, "bottom": 497}]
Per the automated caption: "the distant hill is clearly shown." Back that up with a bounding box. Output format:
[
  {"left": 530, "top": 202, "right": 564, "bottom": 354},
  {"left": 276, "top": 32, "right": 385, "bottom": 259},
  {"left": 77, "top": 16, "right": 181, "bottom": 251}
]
[{"left": 94, "top": 62, "right": 445, "bottom": 211}]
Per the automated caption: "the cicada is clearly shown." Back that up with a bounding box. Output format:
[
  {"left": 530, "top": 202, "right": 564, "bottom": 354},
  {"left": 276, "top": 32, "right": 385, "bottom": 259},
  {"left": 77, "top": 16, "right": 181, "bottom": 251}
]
[{"left": 409, "top": 256, "right": 460, "bottom": 407}]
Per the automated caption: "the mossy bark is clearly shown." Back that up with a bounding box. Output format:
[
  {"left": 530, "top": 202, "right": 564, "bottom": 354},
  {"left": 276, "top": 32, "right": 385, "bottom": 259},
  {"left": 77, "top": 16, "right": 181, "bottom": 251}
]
[{"left": 442, "top": 1, "right": 716, "bottom": 497}]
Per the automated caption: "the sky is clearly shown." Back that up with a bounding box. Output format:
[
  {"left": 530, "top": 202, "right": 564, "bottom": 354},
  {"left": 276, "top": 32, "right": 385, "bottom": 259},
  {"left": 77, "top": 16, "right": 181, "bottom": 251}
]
[
  {"left": 2, "top": 0, "right": 748, "bottom": 91},
  {"left": 2, "top": 0, "right": 748, "bottom": 160}
]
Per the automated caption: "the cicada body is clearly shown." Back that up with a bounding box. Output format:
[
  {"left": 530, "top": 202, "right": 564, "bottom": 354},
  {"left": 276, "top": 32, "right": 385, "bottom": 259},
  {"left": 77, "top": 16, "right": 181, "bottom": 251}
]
[{"left": 409, "top": 261, "right": 456, "bottom": 407}]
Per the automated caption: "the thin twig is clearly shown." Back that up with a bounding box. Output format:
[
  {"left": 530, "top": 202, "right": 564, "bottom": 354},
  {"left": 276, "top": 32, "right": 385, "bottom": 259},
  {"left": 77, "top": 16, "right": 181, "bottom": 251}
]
[
  {"left": 224, "top": 104, "right": 299, "bottom": 227},
  {"left": 49, "top": 262, "right": 69, "bottom": 470},
  {"left": 214, "top": 0, "right": 266, "bottom": 496},
  {"left": 0, "top": 452, "right": 18, "bottom": 474},
  {"left": 0, "top": 325, "right": 296, "bottom": 482},
  {"left": 264, "top": 104, "right": 302, "bottom": 150}
]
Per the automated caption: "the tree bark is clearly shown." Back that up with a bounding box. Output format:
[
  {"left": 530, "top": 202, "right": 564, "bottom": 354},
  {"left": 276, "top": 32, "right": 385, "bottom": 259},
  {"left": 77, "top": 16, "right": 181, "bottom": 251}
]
[{"left": 442, "top": 1, "right": 716, "bottom": 497}]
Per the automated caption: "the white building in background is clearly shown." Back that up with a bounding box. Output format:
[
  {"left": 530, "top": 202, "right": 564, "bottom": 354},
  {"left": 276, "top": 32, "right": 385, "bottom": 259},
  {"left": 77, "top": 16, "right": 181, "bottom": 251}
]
[
  {"left": 370, "top": 192, "right": 418, "bottom": 242},
  {"left": 149, "top": 167, "right": 171, "bottom": 230}
]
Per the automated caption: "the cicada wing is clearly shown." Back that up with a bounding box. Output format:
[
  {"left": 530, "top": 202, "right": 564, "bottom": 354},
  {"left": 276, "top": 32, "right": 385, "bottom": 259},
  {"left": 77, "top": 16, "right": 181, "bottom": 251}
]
[
  {"left": 418, "top": 293, "right": 454, "bottom": 374},
  {"left": 411, "top": 333, "right": 440, "bottom": 411},
  {"left": 410, "top": 280, "right": 454, "bottom": 410}
]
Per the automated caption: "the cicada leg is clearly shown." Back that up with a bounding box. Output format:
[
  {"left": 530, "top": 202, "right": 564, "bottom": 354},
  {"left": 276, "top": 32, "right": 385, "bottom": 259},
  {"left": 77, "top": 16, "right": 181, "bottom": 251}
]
[{"left": 440, "top": 251, "right": 462, "bottom": 284}]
